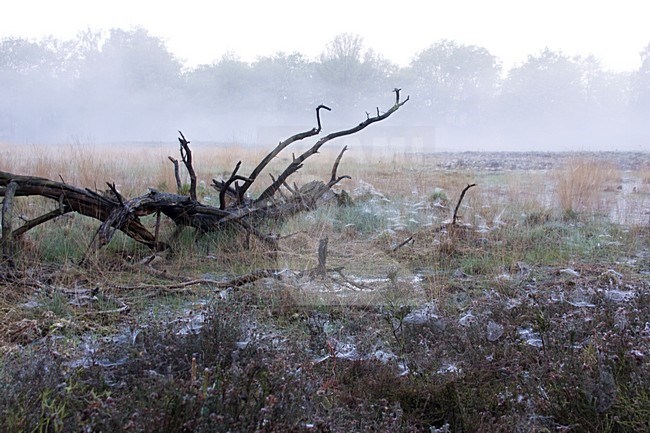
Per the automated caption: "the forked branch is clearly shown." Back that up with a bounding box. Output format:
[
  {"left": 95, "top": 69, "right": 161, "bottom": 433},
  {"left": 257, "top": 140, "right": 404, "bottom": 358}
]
[
  {"left": 236, "top": 104, "right": 332, "bottom": 200},
  {"left": 256, "top": 89, "right": 409, "bottom": 203},
  {"left": 216, "top": 161, "right": 253, "bottom": 210},
  {"left": 328, "top": 146, "right": 351, "bottom": 187}
]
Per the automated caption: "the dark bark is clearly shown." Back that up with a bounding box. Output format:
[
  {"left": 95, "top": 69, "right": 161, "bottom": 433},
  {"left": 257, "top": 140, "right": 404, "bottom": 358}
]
[
  {"left": 178, "top": 130, "right": 197, "bottom": 201},
  {"left": 167, "top": 156, "right": 182, "bottom": 193},
  {"left": 0, "top": 171, "right": 159, "bottom": 248}
]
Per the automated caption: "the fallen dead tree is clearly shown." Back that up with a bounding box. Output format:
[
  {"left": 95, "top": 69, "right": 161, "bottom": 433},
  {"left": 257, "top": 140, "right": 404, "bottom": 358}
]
[{"left": 1, "top": 90, "right": 408, "bottom": 261}]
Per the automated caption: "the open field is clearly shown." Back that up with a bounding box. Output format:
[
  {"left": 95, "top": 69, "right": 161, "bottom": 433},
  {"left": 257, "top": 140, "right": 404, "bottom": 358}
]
[{"left": 1, "top": 143, "right": 649, "bottom": 432}]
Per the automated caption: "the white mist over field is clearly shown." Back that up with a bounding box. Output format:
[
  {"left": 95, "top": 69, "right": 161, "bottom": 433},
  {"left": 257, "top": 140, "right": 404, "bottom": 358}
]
[{"left": 1, "top": 1, "right": 649, "bottom": 152}]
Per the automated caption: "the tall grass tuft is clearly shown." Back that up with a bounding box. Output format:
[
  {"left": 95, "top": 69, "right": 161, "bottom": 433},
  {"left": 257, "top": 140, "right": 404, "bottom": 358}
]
[{"left": 555, "top": 157, "right": 620, "bottom": 216}]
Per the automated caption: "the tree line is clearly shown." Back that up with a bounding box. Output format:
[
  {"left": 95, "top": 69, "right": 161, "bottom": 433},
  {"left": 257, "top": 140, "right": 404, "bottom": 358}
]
[{"left": 1, "top": 29, "right": 649, "bottom": 150}]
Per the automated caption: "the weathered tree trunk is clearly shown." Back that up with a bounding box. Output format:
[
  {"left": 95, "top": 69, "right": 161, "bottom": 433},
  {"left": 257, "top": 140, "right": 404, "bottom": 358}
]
[{"left": 0, "top": 172, "right": 160, "bottom": 247}]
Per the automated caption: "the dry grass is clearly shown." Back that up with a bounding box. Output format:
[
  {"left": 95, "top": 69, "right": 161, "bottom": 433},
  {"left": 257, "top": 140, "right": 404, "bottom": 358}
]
[
  {"left": 0, "top": 141, "right": 271, "bottom": 198},
  {"left": 637, "top": 161, "right": 650, "bottom": 194},
  {"left": 554, "top": 157, "right": 621, "bottom": 215},
  {"left": 3, "top": 143, "right": 647, "bottom": 258},
  {"left": 2, "top": 144, "right": 650, "bottom": 432}
]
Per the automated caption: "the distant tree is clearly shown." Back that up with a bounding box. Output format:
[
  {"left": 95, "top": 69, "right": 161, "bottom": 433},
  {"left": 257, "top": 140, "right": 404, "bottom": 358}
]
[
  {"left": 577, "top": 55, "right": 631, "bottom": 122},
  {"left": 74, "top": 28, "right": 183, "bottom": 139},
  {"left": 0, "top": 37, "right": 54, "bottom": 116},
  {"left": 319, "top": 33, "right": 365, "bottom": 86},
  {"left": 0, "top": 37, "right": 72, "bottom": 140},
  {"left": 500, "top": 48, "right": 586, "bottom": 122},
  {"left": 632, "top": 42, "right": 650, "bottom": 111},
  {"left": 497, "top": 49, "right": 635, "bottom": 149},
  {"left": 0, "top": 37, "right": 56, "bottom": 75},
  {"left": 249, "top": 52, "right": 316, "bottom": 120},
  {"left": 253, "top": 53, "right": 312, "bottom": 106},
  {"left": 181, "top": 53, "right": 261, "bottom": 141},
  {"left": 78, "top": 28, "right": 181, "bottom": 96},
  {"left": 315, "top": 33, "right": 396, "bottom": 112},
  {"left": 184, "top": 52, "right": 252, "bottom": 111},
  {"left": 408, "top": 40, "right": 501, "bottom": 126}
]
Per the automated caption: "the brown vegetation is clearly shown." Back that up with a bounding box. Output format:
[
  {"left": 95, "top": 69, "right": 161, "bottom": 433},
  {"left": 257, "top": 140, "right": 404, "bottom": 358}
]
[{"left": 1, "top": 125, "right": 649, "bottom": 431}]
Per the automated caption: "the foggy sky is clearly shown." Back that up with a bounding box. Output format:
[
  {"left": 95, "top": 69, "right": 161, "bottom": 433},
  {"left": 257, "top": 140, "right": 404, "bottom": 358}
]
[{"left": 0, "top": 30, "right": 649, "bottom": 152}]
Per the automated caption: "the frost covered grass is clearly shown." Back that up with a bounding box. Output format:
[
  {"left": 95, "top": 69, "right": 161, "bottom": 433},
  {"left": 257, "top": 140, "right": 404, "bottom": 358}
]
[
  {"left": 1, "top": 148, "right": 649, "bottom": 432},
  {"left": 1, "top": 246, "right": 648, "bottom": 432}
]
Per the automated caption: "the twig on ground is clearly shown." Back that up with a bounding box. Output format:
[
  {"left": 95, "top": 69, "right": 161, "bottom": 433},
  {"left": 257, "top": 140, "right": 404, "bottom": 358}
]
[
  {"left": 110, "top": 269, "right": 284, "bottom": 292},
  {"left": 77, "top": 300, "right": 130, "bottom": 317},
  {"left": 393, "top": 236, "right": 414, "bottom": 251}
]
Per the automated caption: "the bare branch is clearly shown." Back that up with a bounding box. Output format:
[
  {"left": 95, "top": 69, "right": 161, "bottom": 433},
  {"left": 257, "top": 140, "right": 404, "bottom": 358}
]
[
  {"left": 315, "top": 104, "right": 331, "bottom": 132},
  {"left": 0, "top": 91, "right": 407, "bottom": 260},
  {"left": 392, "top": 235, "right": 414, "bottom": 251},
  {"left": 232, "top": 218, "right": 279, "bottom": 249},
  {"left": 282, "top": 180, "right": 299, "bottom": 196},
  {"left": 238, "top": 104, "right": 331, "bottom": 199},
  {"left": 12, "top": 207, "right": 72, "bottom": 238},
  {"left": 217, "top": 161, "right": 253, "bottom": 210},
  {"left": 328, "top": 146, "right": 351, "bottom": 187},
  {"left": 178, "top": 130, "right": 197, "bottom": 201},
  {"left": 167, "top": 156, "right": 182, "bottom": 193},
  {"left": 452, "top": 183, "right": 477, "bottom": 225},
  {"left": 113, "top": 269, "right": 283, "bottom": 291},
  {"left": 256, "top": 92, "right": 409, "bottom": 203},
  {"left": 153, "top": 210, "right": 162, "bottom": 245},
  {"left": 316, "top": 236, "right": 329, "bottom": 277},
  {"left": 106, "top": 182, "right": 125, "bottom": 206},
  {"left": 0, "top": 170, "right": 156, "bottom": 247}
]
